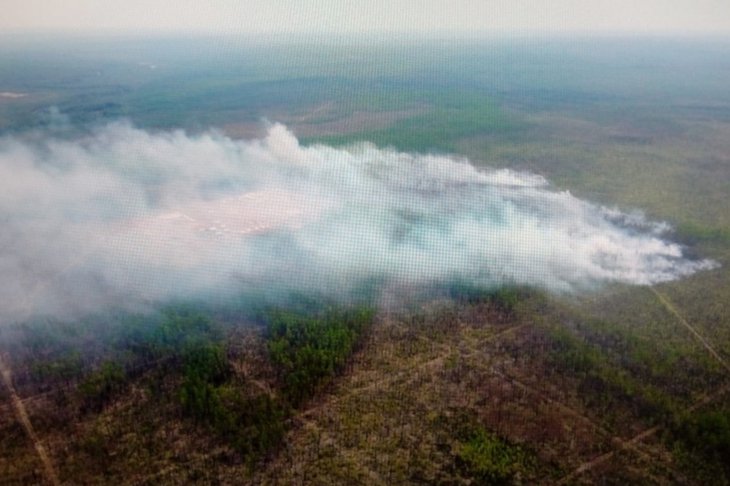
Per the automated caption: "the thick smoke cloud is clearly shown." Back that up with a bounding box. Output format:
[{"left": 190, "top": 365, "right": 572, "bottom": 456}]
[{"left": 0, "top": 122, "right": 717, "bottom": 322}]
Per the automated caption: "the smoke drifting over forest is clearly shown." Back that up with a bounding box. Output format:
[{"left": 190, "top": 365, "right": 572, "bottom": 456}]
[{"left": 0, "top": 121, "right": 717, "bottom": 322}]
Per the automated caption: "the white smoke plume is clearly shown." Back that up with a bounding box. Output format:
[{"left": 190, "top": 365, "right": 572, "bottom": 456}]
[{"left": 0, "top": 121, "right": 717, "bottom": 322}]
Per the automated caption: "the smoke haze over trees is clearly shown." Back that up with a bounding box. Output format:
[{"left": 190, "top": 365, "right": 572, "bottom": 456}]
[{"left": 0, "top": 120, "right": 716, "bottom": 323}]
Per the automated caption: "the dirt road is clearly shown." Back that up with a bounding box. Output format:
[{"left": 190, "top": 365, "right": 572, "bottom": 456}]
[{"left": 0, "top": 354, "right": 60, "bottom": 486}]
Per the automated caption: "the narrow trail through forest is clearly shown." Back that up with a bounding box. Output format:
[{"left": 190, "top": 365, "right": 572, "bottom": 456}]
[
  {"left": 559, "top": 288, "right": 730, "bottom": 484},
  {"left": 0, "top": 354, "right": 60, "bottom": 486},
  {"left": 650, "top": 287, "right": 730, "bottom": 373},
  {"left": 558, "top": 384, "right": 730, "bottom": 484}
]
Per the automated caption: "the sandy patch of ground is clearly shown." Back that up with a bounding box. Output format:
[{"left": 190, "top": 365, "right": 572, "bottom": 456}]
[
  {"left": 288, "top": 107, "right": 427, "bottom": 138},
  {"left": 146, "top": 189, "right": 326, "bottom": 237},
  {"left": 218, "top": 121, "right": 269, "bottom": 140},
  {"left": 118, "top": 188, "right": 330, "bottom": 265},
  {"left": 0, "top": 92, "right": 27, "bottom": 99},
  {"left": 221, "top": 106, "right": 427, "bottom": 141}
]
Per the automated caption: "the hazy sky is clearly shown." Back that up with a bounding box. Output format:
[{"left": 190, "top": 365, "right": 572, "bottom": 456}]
[{"left": 2, "top": 0, "right": 730, "bottom": 35}]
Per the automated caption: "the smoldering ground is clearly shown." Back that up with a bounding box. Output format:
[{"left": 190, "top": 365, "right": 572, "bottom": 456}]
[{"left": 0, "top": 121, "right": 717, "bottom": 323}]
